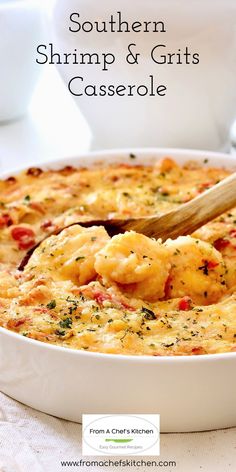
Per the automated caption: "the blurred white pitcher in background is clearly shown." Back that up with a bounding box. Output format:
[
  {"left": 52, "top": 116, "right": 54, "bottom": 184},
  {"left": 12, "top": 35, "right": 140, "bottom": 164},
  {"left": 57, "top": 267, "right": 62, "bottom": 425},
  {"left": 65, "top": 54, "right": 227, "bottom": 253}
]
[
  {"left": 0, "top": 0, "right": 44, "bottom": 122},
  {"left": 53, "top": 0, "right": 236, "bottom": 151}
]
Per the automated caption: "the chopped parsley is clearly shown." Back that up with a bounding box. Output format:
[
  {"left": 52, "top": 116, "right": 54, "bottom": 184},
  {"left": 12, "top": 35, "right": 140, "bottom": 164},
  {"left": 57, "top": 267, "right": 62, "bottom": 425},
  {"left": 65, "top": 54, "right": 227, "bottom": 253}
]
[
  {"left": 47, "top": 300, "right": 56, "bottom": 310},
  {"left": 55, "top": 329, "right": 66, "bottom": 337},
  {"left": 173, "top": 249, "right": 181, "bottom": 255},
  {"left": 198, "top": 261, "right": 209, "bottom": 276},
  {"left": 141, "top": 307, "right": 156, "bottom": 320},
  {"left": 59, "top": 317, "right": 72, "bottom": 329},
  {"left": 163, "top": 342, "right": 175, "bottom": 348}
]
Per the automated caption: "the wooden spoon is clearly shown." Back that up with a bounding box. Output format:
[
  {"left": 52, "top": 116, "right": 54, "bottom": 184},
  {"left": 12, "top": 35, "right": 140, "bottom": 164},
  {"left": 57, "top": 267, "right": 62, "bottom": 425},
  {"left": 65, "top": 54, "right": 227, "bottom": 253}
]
[
  {"left": 80, "top": 171, "right": 236, "bottom": 240},
  {"left": 18, "top": 171, "right": 236, "bottom": 271}
]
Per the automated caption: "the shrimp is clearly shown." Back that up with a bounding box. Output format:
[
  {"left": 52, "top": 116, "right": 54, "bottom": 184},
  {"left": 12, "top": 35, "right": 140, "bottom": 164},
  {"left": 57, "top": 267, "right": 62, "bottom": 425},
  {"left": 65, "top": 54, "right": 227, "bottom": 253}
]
[
  {"left": 95, "top": 231, "right": 170, "bottom": 301},
  {"left": 155, "top": 157, "right": 180, "bottom": 173},
  {"left": 25, "top": 224, "right": 110, "bottom": 286},
  {"left": 164, "top": 236, "right": 227, "bottom": 305}
]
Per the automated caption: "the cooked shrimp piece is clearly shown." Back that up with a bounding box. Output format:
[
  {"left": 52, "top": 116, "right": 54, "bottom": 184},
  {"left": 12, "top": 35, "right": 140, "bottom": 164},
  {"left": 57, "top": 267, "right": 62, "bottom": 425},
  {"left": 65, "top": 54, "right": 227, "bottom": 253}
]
[
  {"left": 25, "top": 224, "right": 110, "bottom": 286},
  {"left": 164, "top": 236, "right": 227, "bottom": 305},
  {"left": 95, "top": 231, "right": 170, "bottom": 301},
  {"left": 155, "top": 157, "right": 180, "bottom": 173},
  {"left": 212, "top": 240, "right": 236, "bottom": 289}
]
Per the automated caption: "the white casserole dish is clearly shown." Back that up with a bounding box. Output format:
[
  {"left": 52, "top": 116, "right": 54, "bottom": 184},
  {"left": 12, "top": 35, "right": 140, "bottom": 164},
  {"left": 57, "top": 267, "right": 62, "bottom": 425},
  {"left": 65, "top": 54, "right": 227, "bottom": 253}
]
[{"left": 0, "top": 148, "right": 235, "bottom": 433}]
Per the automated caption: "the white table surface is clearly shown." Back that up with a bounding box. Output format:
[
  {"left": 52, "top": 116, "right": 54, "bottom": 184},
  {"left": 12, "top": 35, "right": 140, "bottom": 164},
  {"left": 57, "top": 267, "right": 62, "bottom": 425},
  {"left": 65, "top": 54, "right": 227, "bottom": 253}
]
[{"left": 0, "top": 66, "right": 236, "bottom": 472}]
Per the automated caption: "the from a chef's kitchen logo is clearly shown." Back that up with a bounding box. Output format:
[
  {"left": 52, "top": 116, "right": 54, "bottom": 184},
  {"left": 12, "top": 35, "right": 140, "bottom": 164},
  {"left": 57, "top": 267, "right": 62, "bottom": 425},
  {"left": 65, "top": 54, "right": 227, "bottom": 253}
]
[{"left": 82, "top": 414, "right": 160, "bottom": 456}]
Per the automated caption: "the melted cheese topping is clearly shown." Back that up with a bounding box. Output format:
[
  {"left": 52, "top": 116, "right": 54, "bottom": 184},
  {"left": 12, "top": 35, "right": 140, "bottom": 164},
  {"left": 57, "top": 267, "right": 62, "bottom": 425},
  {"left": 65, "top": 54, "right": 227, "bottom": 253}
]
[{"left": 0, "top": 157, "right": 236, "bottom": 356}]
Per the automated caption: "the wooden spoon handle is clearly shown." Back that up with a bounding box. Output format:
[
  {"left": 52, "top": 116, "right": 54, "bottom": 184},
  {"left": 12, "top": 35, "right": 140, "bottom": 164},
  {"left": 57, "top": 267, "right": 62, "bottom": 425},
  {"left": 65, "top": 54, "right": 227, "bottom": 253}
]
[{"left": 117, "top": 171, "right": 236, "bottom": 240}]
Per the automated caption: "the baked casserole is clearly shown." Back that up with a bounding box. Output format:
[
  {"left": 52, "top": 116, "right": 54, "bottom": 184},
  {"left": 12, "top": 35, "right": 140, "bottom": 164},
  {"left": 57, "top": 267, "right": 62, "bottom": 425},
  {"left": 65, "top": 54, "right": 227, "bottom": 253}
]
[{"left": 0, "top": 156, "right": 235, "bottom": 356}]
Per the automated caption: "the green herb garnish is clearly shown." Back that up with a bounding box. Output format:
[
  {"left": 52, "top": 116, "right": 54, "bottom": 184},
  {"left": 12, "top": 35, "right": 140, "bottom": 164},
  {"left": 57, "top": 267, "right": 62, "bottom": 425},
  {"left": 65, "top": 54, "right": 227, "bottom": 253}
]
[
  {"left": 47, "top": 300, "right": 56, "bottom": 310},
  {"left": 59, "top": 317, "right": 72, "bottom": 329},
  {"left": 55, "top": 329, "right": 65, "bottom": 337},
  {"left": 141, "top": 307, "right": 156, "bottom": 320}
]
